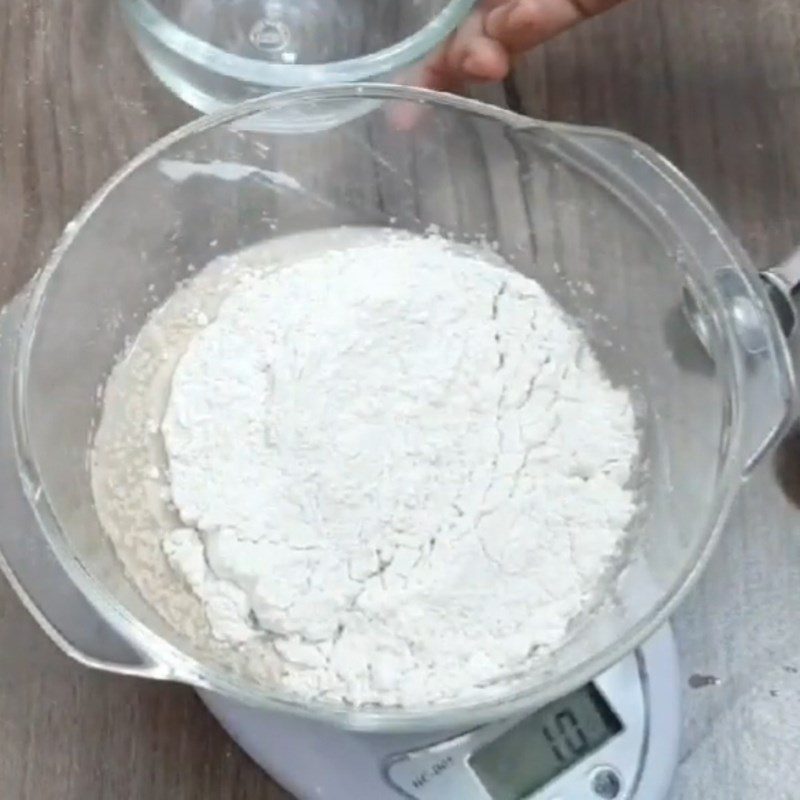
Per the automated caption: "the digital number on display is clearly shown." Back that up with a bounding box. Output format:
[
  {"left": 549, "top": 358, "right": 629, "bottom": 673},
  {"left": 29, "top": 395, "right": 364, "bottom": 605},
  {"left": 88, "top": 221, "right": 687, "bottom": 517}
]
[{"left": 469, "top": 684, "right": 623, "bottom": 800}]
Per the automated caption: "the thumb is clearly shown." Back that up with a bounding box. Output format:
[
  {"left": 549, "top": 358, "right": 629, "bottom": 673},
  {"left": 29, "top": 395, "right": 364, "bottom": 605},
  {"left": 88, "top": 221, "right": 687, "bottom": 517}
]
[{"left": 485, "top": 0, "right": 629, "bottom": 53}]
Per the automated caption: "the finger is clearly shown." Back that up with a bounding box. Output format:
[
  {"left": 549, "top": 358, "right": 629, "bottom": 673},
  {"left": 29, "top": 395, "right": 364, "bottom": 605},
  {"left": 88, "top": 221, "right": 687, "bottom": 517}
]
[
  {"left": 395, "top": 0, "right": 518, "bottom": 127},
  {"left": 417, "top": 47, "right": 463, "bottom": 94},
  {"left": 390, "top": 48, "right": 462, "bottom": 130},
  {"left": 485, "top": 0, "right": 628, "bottom": 53},
  {"left": 461, "top": 37, "right": 511, "bottom": 82},
  {"left": 444, "top": 8, "right": 492, "bottom": 71},
  {"left": 414, "top": 0, "right": 512, "bottom": 89}
]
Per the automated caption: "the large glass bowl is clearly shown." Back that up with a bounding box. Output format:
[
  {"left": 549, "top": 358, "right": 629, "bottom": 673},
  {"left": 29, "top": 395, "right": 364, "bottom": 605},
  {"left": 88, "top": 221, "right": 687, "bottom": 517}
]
[
  {"left": 119, "top": 0, "right": 477, "bottom": 112},
  {"left": 9, "top": 85, "right": 795, "bottom": 732}
]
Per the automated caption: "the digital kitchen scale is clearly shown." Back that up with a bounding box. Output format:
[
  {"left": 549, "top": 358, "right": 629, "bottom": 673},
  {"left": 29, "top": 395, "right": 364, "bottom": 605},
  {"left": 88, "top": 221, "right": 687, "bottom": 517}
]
[{"left": 201, "top": 625, "right": 680, "bottom": 800}]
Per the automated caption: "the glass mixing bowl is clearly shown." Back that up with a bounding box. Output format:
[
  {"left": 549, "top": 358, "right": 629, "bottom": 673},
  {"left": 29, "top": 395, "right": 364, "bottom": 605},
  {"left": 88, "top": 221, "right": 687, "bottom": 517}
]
[
  {"left": 8, "top": 86, "right": 796, "bottom": 732},
  {"left": 119, "top": 0, "right": 477, "bottom": 112}
]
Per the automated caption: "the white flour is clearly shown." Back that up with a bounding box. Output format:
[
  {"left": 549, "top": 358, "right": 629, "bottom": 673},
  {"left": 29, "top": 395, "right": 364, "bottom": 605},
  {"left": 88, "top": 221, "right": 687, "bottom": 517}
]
[{"left": 151, "top": 232, "right": 639, "bottom": 706}]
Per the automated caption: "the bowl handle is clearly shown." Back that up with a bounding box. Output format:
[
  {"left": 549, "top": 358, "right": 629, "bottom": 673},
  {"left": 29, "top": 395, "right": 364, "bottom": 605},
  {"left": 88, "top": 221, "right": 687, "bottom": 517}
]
[
  {"left": 680, "top": 264, "right": 797, "bottom": 477},
  {"left": 0, "top": 529, "right": 173, "bottom": 680},
  {"left": 760, "top": 248, "right": 800, "bottom": 339},
  {"left": 729, "top": 264, "right": 797, "bottom": 476},
  {"left": 0, "top": 296, "right": 172, "bottom": 681},
  {"left": 534, "top": 124, "right": 798, "bottom": 477}
]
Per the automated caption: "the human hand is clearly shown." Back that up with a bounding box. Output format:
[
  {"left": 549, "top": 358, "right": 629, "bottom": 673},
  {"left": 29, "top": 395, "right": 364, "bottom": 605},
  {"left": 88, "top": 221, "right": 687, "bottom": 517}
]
[{"left": 419, "top": 0, "right": 630, "bottom": 92}]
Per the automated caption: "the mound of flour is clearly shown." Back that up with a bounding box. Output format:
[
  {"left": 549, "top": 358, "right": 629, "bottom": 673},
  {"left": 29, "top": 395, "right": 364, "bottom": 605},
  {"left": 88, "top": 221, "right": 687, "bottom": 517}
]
[{"left": 158, "top": 233, "right": 639, "bottom": 706}]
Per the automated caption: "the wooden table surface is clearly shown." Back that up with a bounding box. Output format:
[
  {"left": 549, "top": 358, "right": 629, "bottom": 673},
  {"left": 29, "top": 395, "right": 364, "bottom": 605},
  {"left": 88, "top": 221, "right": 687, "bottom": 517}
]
[{"left": 1, "top": 1, "right": 799, "bottom": 798}]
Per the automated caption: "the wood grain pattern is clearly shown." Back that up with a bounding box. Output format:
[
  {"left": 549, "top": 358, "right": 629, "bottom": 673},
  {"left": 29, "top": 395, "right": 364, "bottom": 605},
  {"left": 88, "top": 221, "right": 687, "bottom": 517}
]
[
  {"left": 508, "top": 0, "right": 800, "bottom": 272},
  {"left": 1, "top": 0, "right": 799, "bottom": 798},
  {"left": 0, "top": 0, "right": 195, "bottom": 305},
  {"left": 0, "top": 3, "right": 290, "bottom": 798}
]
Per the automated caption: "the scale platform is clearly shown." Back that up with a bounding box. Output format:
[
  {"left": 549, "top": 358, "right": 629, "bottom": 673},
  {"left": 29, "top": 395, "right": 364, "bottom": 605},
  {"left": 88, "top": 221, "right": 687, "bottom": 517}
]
[{"left": 202, "top": 624, "right": 680, "bottom": 800}]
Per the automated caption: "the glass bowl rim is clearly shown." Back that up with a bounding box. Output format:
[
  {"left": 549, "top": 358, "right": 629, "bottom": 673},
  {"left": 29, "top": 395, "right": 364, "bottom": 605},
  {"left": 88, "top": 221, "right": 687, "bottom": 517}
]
[{"left": 120, "top": 0, "right": 478, "bottom": 85}]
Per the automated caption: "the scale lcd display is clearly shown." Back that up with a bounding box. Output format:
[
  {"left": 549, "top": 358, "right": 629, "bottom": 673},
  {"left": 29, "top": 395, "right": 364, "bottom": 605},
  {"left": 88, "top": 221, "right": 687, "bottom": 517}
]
[{"left": 469, "top": 683, "right": 623, "bottom": 800}]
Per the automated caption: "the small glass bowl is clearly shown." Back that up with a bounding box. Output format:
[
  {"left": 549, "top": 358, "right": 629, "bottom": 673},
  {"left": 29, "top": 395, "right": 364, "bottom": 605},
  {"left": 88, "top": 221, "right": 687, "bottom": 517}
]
[{"left": 119, "top": 0, "right": 477, "bottom": 112}]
